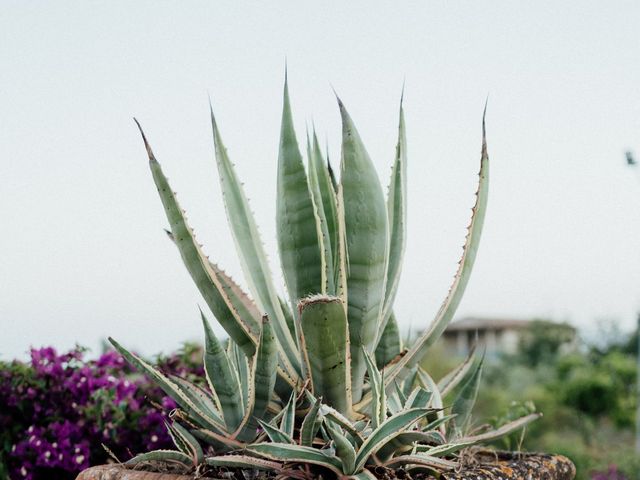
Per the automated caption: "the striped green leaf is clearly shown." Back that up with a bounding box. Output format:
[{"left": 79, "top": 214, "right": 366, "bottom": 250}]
[
  {"left": 277, "top": 78, "right": 326, "bottom": 310},
  {"left": 170, "top": 422, "right": 204, "bottom": 465},
  {"left": 457, "top": 413, "right": 541, "bottom": 444},
  {"left": 363, "top": 350, "right": 385, "bottom": 428},
  {"left": 299, "top": 295, "right": 352, "bottom": 414},
  {"left": 235, "top": 316, "right": 278, "bottom": 442},
  {"left": 379, "top": 98, "right": 408, "bottom": 334},
  {"left": 135, "top": 122, "right": 258, "bottom": 356},
  {"left": 227, "top": 340, "right": 249, "bottom": 409},
  {"left": 300, "top": 396, "right": 323, "bottom": 447},
  {"left": 205, "top": 455, "right": 281, "bottom": 471},
  {"left": 326, "top": 422, "right": 357, "bottom": 475},
  {"left": 452, "top": 355, "right": 484, "bottom": 435},
  {"left": 375, "top": 312, "right": 402, "bottom": 369},
  {"left": 279, "top": 390, "right": 297, "bottom": 438},
  {"left": 383, "top": 112, "right": 489, "bottom": 387},
  {"left": 201, "top": 311, "right": 244, "bottom": 431},
  {"left": 210, "top": 107, "right": 301, "bottom": 379},
  {"left": 109, "top": 338, "right": 222, "bottom": 432},
  {"left": 354, "top": 408, "right": 430, "bottom": 472},
  {"left": 438, "top": 342, "right": 478, "bottom": 398},
  {"left": 247, "top": 443, "right": 343, "bottom": 476},
  {"left": 383, "top": 454, "right": 456, "bottom": 471},
  {"left": 126, "top": 450, "right": 193, "bottom": 467},
  {"left": 338, "top": 99, "right": 389, "bottom": 402},
  {"left": 257, "top": 419, "right": 294, "bottom": 444}
]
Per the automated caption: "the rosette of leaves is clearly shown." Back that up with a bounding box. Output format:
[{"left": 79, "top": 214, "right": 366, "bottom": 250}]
[{"left": 110, "top": 75, "right": 539, "bottom": 478}]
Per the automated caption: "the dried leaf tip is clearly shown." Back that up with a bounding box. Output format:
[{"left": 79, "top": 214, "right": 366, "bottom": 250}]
[{"left": 133, "top": 118, "right": 156, "bottom": 162}]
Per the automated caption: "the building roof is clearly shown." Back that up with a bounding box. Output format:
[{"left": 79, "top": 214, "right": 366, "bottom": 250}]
[{"left": 445, "top": 316, "right": 532, "bottom": 332}]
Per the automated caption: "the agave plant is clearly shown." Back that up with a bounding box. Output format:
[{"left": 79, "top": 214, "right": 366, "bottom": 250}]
[{"left": 110, "top": 76, "right": 539, "bottom": 478}]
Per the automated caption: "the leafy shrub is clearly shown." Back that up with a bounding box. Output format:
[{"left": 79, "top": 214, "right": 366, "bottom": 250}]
[{"left": 0, "top": 344, "right": 203, "bottom": 480}]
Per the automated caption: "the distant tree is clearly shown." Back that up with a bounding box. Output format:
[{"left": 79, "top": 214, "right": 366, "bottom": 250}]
[{"left": 517, "top": 319, "right": 576, "bottom": 367}]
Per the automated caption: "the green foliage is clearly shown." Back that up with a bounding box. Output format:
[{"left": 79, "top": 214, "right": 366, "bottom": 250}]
[{"left": 109, "top": 77, "right": 539, "bottom": 477}]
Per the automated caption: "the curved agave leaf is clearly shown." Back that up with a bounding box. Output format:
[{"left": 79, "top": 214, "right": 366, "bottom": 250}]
[
  {"left": 375, "top": 312, "right": 402, "bottom": 369},
  {"left": 379, "top": 98, "right": 408, "bottom": 334},
  {"left": 300, "top": 396, "right": 323, "bottom": 447},
  {"left": 383, "top": 453, "right": 456, "bottom": 471},
  {"left": 354, "top": 408, "right": 431, "bottom": 472},
  {"left": 234, "top": 316, "right": 278, "bottom": 442},
  {"left": 363, "top": 350, "right": 385, "bottom": 428},
  {"left": 170, "top": 422, "right": 204, "bottom": 465},
  {"left": 326, "top": 422, "right": 357, "bottom": 475},
  {"left": 457, "top": 412, "right": 541, "bottom": 445},
  {"left": 279, "top": 390, "right": 297, "bottom": 438},
  {"left": 247, "top": 443, "right": 344, "bottom": 476},
  {"left": 337, "top": 99, "right": 389, "bottom": 402},
  {"left": 210, "top": 107, "right": 301, "bottom": 379},
  {"left": 192, "top": 428, "right": 245, "bottom": 451},
  {"left": 404, "top": 387, "right": 432, "bottom": 410},
  {"left": 298, "top": 295, "right": 352, "bottom": 413},
  {"left": 167, "top": 375, "right": 225, "bottom": 427},
  {"left": 134, "top": 122, "right": 258, "bottom": 356},
  {"left": 109, "top": 338, "right": 223, "bottom": 432},
  {"left": 308, "top": 130, "right": 338, "bottom": 293},
  {"left": 126, "top": 450, "right": 193, "bottom": 467},
  {"left": 383, "top": 111, "right": 489, "bottom": 388},
  {"left": 205, "top": 455, "right": 282, "bottom": 471},
  {"left": 438, "top": 342, "right": 477, "bottom": 398},
  {"left": 258, "top": 418, "right": 294, "bottom": 444},
  {"left": 201, "top": 311, "right": 244, "bottom": 431},
  {"left": 451, "top": 354, "right": 484, "bottom": 435},
  {"left": 226, "top": 339, "right": 249, "bottom": 409},
  {"left": 277, "top": 78, "right": 326, "bottom": 310}
]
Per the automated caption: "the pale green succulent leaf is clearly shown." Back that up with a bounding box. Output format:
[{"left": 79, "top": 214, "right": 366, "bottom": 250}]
[
  {"left": 201, "top": 311, "right": 245, "bottom": 431},
  {"left": 451, "top": 354, "right": 484, "bottom": 435},
  {"left": 383, "top": 454, "right": 456, "bottom": 471},
  {"left": 354, "top": 408, "right": 431, "bottom": 472},
  {"left": 227, "top": 340, "right": 249, "bottom": 409},
  {"left": 375, "top": 312, "right": 402, "bottom": 369},
  {"left": 235, "top": 317, "right": 278, "bottom": 442},
  {"left": 298, "top": 295, "right": 352, "bottom": 414},
  {"left": 300, "top": 396, "right": 323, "bottom": 447},
  {"left": 363, "top": 349, "right": 385, "bottom": 428},
  {"left": 247, "top": 443, "right": 344, "bottom": 476},
  {"left": 404, "top": 387, "right": 432, "bottom": 410},
  {"left": 134, "top": 124, "right": 258, "bottom": 356},
  {"left": 125, "top": 450, "right": 193, "bottom": 467},
  {"left": 384, "top": 114, "right": 489, "bottom": 387},
  {"left": 171, "top": 422, "right": 204, "bottom": 465},
  {"left": 458, "top": 413, "right": 541, "bottom": 445},
  {"left": 210, "top": 108, "right": 301, "bottom": 378},
  {"left": 326, "top": 422, "right": 357, "bottom": 475},
  {"left": 167, "top": 375, "right": 225, "bottom": 427},
  {"left": 279, "top": 390, "right": 297, "bottom": 438},
  {"left": 379, "top": 99, "right": 408, "bottom": 334},
  {"left": 109, "top": 338, "right": 222, "bottom": 432},
  {"left": 257, "top": 419, "right": 294, "bottom": 444},
  {"left": 337, "top": 99, "right": 390, "bottom": 401},
  {"left": 438, "top": 341, "right": 478, "bottom": 398},
  {"left": 205, "top": 455, "right": 282, "bottom": 471},
  {"left": 277, "top": 79, "right": 326, "bottom": 309}
]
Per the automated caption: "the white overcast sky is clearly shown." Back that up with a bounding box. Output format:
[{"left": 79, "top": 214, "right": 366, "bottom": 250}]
[{"left": 1, "top": 1, "right": 639, "bottom": 360}]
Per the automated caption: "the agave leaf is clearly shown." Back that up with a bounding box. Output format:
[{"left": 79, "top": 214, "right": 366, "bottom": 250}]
[
  {"left": 167, "top": 375, "right": 225, "bottom": 427},
  {"left": 300, "top": 396, "right": 323, "bottom": 447},
  {"left": 458, "top": 413, "right": 541, "bottom": 445},
  {"left": 205, "top": 454, "right": 282, "bottom": 471},
  {"left": 363, "top": 350, "right": 385, "bottom": 428},
  {"left": 335, "top": 184, "right": 349, "bottom": 310},
  {"left": 210, "top": 107, "right": 301, "bottom": 379},
  {"left": 354, "top": 408, "right": 431, "bottom": 472},
  {"left": 279, "top": 390, "right": 297, "bottom": 438},
  {"left": 401, "top": 369, "right": 418, "bottom": 399},
  {"left": 298, "top": 295, "right": 352, "bottom": 414},
  {"left": 125, "top": 450, "right": 193, "bottom": 467},
  {"left": 416, "top": 368, "right": 446, "bottom": 436},
  {"left": 278, "top": 295, "right": 296, "bottom": 338},
  {"left": 383, "top": 454, "right": 456, "bottom": 470},
  {"left": 165, "top": 422, "right": 190, "bottom": 457},
  {"left": 386, "top": 389, "right": 403, "bottom": 416},
  {"left": 309, "top": 131, "right": 339, "bottom": 292},
  {"left": 227, "top": 340, "right": 249, "bottom": 409},
  {"left": 109, "top": 338, "right": 222, "bottom": 432},
  {"left": 258, "top": 419, "right": 294, "bottom": 444},
  {"left": 404, "top": 387, "right": 432, "bottom": 410},
  {"left": 234, "top": 316, "right": 278, "bottom": 442},
  {"left": 337, "top": 99, "right": 389, "bottom": 402},
  {"left": 171, "top": 422, "right": 204, "bottom": 465},
  {"left": 326, "top": 422, "right": 357, "bottom": 475},
  {"left": 379, "top": 98, "right": 408, "bottom": 334},
  {"left": 416, "top": 440, "right": 476, "bottom": 457},
  {"left": 201, "top": 311, "right": 244, "bottom": 431},
  {"left": 192, "top": 428, "right": 245, "bottom": 451},
  {"left": 247, "top": 443, "right": 344, "bottom": 476},
  {"left": 438, "top": 342, "right": 478, "bottom": 398},
  {"left": 374, "top": 312, "right": 402, "bottom": 369},
  {"left": 277, "top": 78, "right": 326, "bottom": 311},
  {"left": 134, "top": 123, "right": 258, "bottom": 356},
  {"left": 451, "top": 354, "right": 484, "bottom": 435},
  {"left": 383, "top": 112, "right": 489, "bottom": 388},
  {"left": 347, "top": 470, "right": 377, "bottom": 480},
  {"left": 375, "top": 430, "right": 443, "bottom": 461}
]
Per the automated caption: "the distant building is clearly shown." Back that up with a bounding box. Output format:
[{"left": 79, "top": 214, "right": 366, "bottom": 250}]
[{"left": 442, "top": 316, "right": 576, "bottom": 358}]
